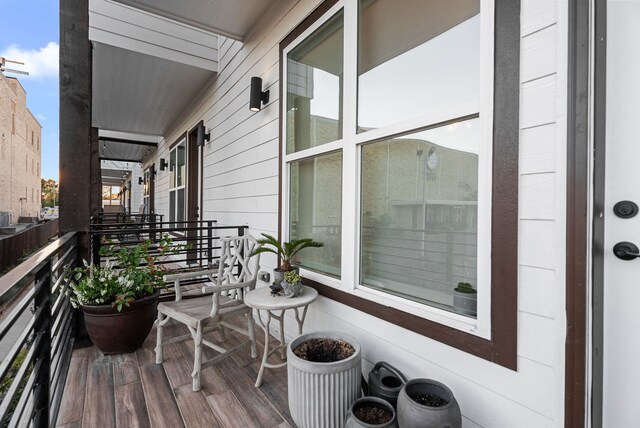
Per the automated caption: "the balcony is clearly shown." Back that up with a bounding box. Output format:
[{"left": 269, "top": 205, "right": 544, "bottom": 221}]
[
  {"left": 56, "top": 317, "right": 290, "bottom": 427},
  {"left": 0, "top": 221, "right": 291, "bottom": 427}
]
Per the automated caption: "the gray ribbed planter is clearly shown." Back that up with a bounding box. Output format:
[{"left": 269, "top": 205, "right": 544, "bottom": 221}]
[{"left": 287, "top": 331, "right": 362, "bottom": 428}]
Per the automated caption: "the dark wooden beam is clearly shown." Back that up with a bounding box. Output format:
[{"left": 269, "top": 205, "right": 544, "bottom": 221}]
[
  {"left": 99, "top": 137, "right": 158, "bottom": 147},
  {"left": 566, "top": 0, "right": 590, "bottom": 425},
  {"left": 59, "top": 0, "right": 91, "bottom": 244}
]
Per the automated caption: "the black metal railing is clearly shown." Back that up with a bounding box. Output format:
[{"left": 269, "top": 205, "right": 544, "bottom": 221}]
[
  {"left": 98, "top": 212, "right": 164, "bottom": 225},
  {"left": 90, "top": 218, "right": 249, "bottom": 300},
  {"left": 0, "top": 232, "right": 78, "bottom": 427}
]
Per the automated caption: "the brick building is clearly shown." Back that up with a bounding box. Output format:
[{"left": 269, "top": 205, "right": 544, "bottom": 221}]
[{"left": 0, "top": 71, "right": 42, "bottom": 224}]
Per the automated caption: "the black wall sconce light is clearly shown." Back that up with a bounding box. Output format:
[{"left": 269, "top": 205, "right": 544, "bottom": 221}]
[
  {"left": 249, "top": 77, "right": 269, "bottom": 112},
  {"left": 196, "top": 120, "right": 210, "bottom": 146},
  {"left": 138, "top": 177, "right": 144, "bottom": 185},
  {"left": 159, "top": 158, "right": 168, "bottom": 171}
]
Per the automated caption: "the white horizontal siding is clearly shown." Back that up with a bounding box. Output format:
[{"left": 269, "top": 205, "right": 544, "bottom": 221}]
[{"left": 143, "top": 0, "right": 570, "bottom": 426}]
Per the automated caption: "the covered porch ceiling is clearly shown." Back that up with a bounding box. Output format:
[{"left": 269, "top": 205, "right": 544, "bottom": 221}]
[
  {"left": 101, "top": 168, "right": 129, "bottom": 187},
  {"left": 113, "top": 0, "right": 277, "bottom": 41},
  {"left": 89, "top": 0, "right": 281, "bottom": 147}
]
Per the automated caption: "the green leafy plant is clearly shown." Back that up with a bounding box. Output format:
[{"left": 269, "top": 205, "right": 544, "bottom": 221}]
[
  {"left": 69, "top": 235, "right": 187, "bottom": 311},
  {"left": 251, "top": 233, "right": 324, "bottom": 272},
  {"left": 454, "top": 282, "right": 476, "bottom": 294},
  {"left": 284, "top": 270, "right": 301, "bottom": 285}
]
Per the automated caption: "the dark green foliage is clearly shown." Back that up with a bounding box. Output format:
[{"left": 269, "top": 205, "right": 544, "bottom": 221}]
[
  {"left": 251, "top": 233, "right": 324, "bottom": 271},
  {"left": 454, "top": 282, "right": 476, "bottom": 294}
]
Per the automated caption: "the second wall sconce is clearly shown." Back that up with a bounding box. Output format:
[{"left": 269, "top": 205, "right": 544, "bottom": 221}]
[
  {"left": 159, "top": 158, "right": 167, "bottom": 171},
  {"left": 249, "top": 77, "right": 270, "bottom": 112},
  {"left": 196, "top": 120, "right": 210, "bottom": 146},
  {"left": 138, "top": 177, "right": 143, "bottom": 185}
]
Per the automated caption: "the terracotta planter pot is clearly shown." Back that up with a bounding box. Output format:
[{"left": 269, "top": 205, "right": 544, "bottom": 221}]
[{"left": 81, "top": 289, "right": 160, "bottom": 354}]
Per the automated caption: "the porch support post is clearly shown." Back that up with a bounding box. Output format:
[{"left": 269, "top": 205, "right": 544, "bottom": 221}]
[{"left": 60, "top": 0, "right": 92, "bottom": 258}]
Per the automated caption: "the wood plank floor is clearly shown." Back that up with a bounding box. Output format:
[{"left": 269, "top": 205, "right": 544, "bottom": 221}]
[{"left": 55, "top": 317, "right": 293, "bottom": 428}]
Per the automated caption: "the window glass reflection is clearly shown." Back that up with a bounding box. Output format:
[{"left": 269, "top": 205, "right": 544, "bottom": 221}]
[
  {"left": 286, "top": 11, "right": 344, "bottom": 153},
  {"left": 358, "top": 0, "right": 480, "bottom": 132},
  {"left": 360, "top": 119, "right": 479, "bottom": 317}
]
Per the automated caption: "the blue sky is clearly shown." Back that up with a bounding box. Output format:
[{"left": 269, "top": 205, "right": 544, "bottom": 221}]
[{"left": 1, "top": 0, "right": 59, "bottom": 180}]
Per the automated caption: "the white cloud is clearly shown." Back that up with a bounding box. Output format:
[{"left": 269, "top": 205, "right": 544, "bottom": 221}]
[
  {"left": 36, "top": 113, "right": 46, "bottom": 122},
  {"left": 1, "top": 42, "right": 58, "bottom": 79}
]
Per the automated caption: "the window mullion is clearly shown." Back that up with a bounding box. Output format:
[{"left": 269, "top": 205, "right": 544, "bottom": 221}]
[{"left": 340, "top": 0, "right": 358, "bottom": 291}]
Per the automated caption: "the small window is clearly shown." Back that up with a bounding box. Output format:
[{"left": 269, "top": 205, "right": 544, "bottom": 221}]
[
  {"left": 169, "top": 139, "right": 186, "bottom": 226},
  {"left": 286, "top": 10, "right": 344, "bottom": 154}
]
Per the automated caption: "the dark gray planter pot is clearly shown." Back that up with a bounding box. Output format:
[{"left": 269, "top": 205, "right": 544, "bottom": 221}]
[
  {"left": 345, "top": 397, "right": 398, "bottom": 428},
  {"left": 288, "top": 331, "right": 362, "bottom": 428},
  {"left": 453, "top": 290, "right": 477, "bottom": 316},
  {"left": 397, "top": 379, "right": 461, "bottom": 428},
  {"left": 273, "top": 265, "right": 299, "bottom": 285}
]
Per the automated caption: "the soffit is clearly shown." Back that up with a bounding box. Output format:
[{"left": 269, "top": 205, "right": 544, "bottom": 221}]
[
  {"left": 112, "top": 0, "right": 277, "bottom": 41},
  {"left": 99, "top": 136, "right": 156, "bottom": 162},
  {"left": 101, "top": 168, "right": 129, "bottom": 186},
  {"left": 92, "top": 42, "right": 214, "bottom": 136}
]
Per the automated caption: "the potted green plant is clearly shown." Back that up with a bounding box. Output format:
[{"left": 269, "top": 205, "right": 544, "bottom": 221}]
[
  {"left": 279, "top": 270, "right": 303, "bottom": 297},
  {"left": 453, "top": 282, "right": 477, "bottom": 316},
  {"left": 252, "top": 233, "right": 324, "bottom": 283},
  {"left": 69, "top": 235, "right": 185, "bottom": 354}
]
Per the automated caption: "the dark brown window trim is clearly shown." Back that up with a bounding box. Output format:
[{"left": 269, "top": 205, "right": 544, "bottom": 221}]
[
  {"left": 565, "top": 0, "right": 592, "bottom": 425},
  {"left": 169, "top": 132, "right": 188, "bottom": 150},
  {"left": 279, "top": 0, "right": 520, "bottom": 370}
]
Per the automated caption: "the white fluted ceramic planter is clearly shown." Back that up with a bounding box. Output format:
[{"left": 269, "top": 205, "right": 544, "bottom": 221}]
[{"left": 287, "top": 331, "right": 362, "bottom": 428}]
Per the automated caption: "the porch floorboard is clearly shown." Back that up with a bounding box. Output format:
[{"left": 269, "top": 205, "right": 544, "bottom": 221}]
[{"left": 55, "top": 317, "right": 292, "bottom": 428}]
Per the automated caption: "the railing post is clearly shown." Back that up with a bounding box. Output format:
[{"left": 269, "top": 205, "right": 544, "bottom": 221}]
[
  {"left": 91, "top": 216, "right": 101, "bottom": 266},
  {"left": 33, "top": 260, "right": 52, "bottom": 427},
  {"left": 207, "top": 221, "right": 213, "bottom": 266},
  {"left": 150, "top": 213, "right": 157, "bottom": 242}
]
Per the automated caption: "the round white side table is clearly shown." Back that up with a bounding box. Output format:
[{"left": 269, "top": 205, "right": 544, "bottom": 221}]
[{"left": 245, "top": 285, "right": 318, "bottom": 387}]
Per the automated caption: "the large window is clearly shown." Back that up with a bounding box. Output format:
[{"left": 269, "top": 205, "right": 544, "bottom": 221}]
[
  {"left": 281, "top": 0, "right": 519, "bottom": 366},
  {"left": 169, "top": 139, "right": 186, "bottom": 226}
]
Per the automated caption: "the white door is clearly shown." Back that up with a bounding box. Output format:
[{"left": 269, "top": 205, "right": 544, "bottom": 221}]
[{"left": 603, "top": 1, "right": 640, "bottom": 425}]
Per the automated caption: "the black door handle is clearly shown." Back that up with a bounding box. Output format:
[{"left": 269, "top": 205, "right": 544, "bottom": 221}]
[{"left": 614, "top": 241, "right": 640, "bottom": 260}]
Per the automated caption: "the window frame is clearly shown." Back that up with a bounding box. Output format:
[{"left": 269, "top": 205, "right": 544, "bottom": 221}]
[
  {"left": 169, "top": 136, "right": 187, "bottom": 226},
  {"left": 279, "top": 0, "right": 519, "bottom": 369}
]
